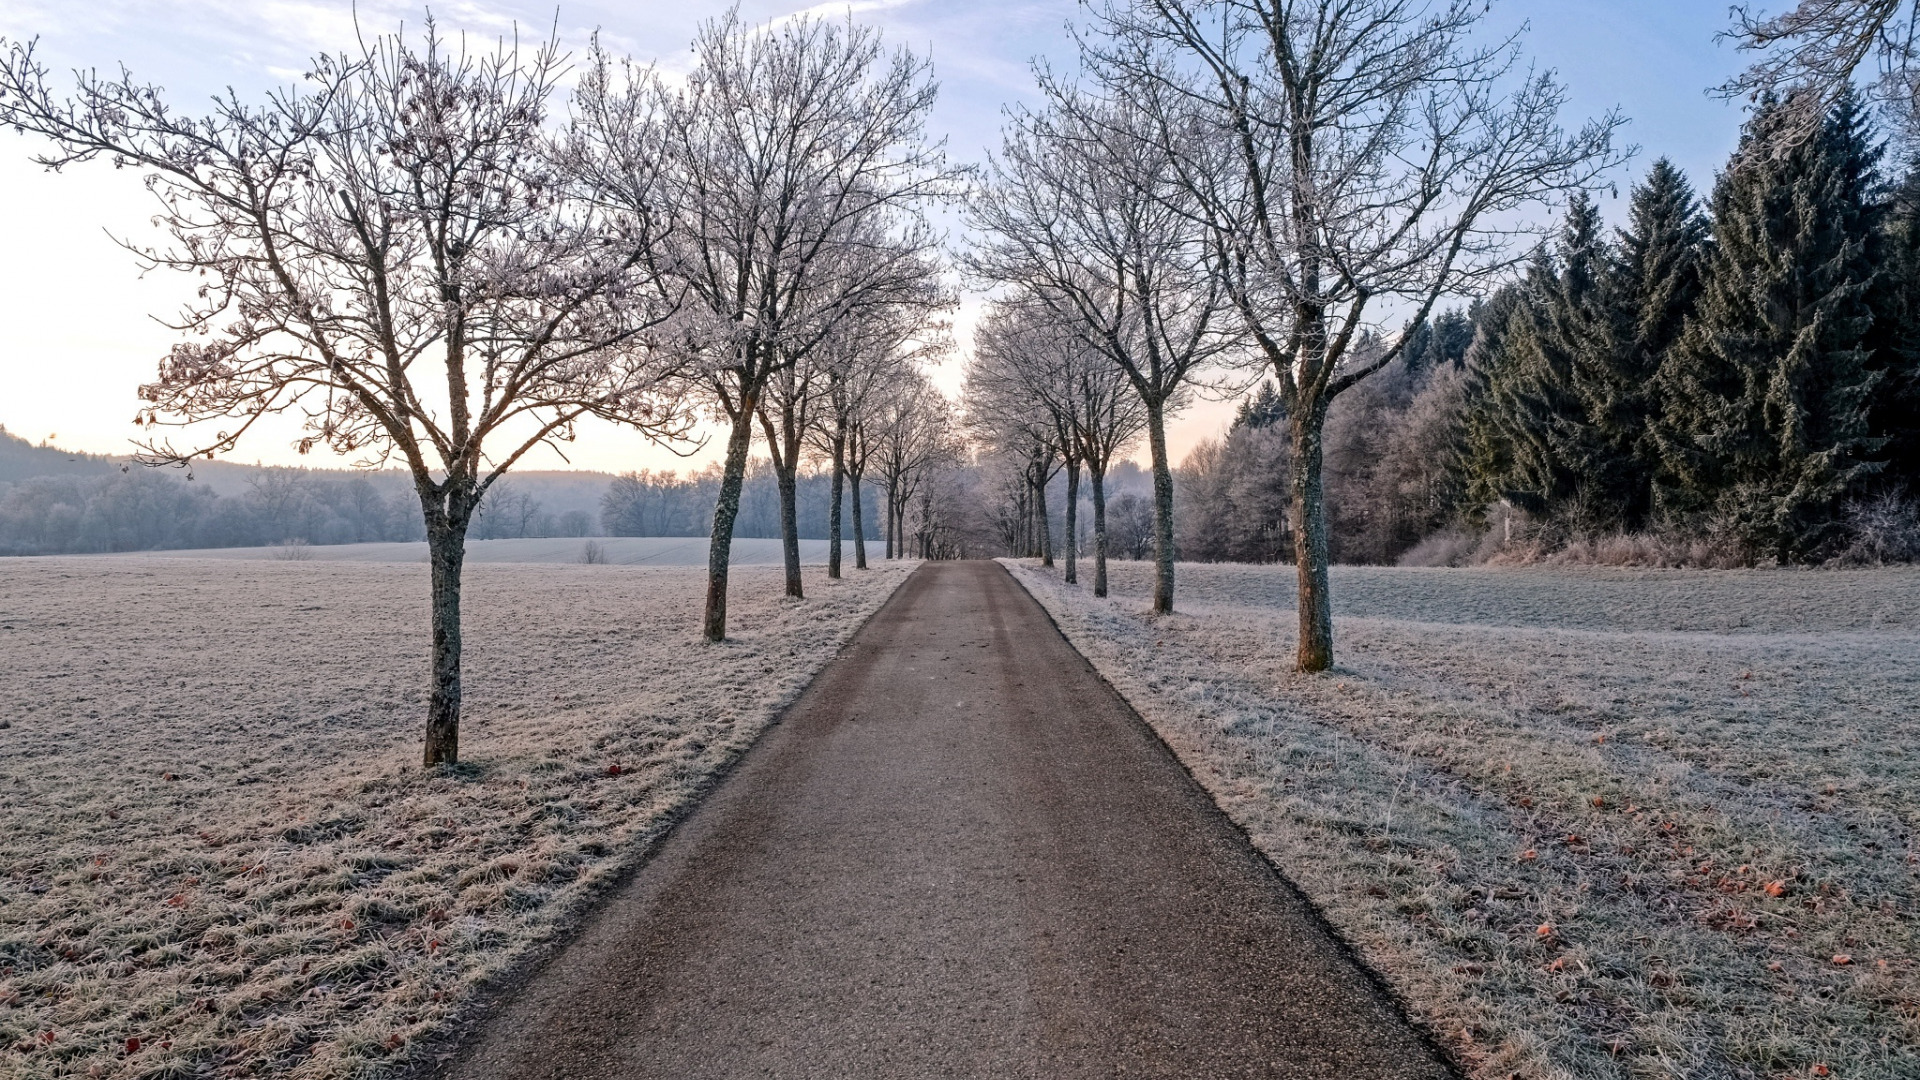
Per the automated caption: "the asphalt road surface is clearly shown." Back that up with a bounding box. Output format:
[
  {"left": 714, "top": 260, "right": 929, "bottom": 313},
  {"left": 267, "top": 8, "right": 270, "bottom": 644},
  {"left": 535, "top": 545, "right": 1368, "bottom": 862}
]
[{"left": 440, "top": 561, "right": 1453, "bottom": 1079}]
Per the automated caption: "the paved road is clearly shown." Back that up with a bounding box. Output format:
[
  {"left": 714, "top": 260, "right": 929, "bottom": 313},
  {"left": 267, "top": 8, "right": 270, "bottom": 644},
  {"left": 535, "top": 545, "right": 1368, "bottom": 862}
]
[{"left": 441, "top": 561, "right": 1453, "bottom": 1079}]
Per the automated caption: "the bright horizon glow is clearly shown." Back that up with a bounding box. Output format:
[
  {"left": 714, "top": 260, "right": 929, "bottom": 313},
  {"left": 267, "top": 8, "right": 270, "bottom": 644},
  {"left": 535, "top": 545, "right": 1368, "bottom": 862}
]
[{"left": 0, "top": 1, "right": 1753, "bottom": 475}]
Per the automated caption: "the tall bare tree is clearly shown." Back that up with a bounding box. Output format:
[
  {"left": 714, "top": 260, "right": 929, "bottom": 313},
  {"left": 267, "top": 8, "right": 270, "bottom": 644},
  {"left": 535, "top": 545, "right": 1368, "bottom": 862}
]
[
  {"left": 870, "top": 368, "right": 951, "bottom": 559},
  {"left": 974, "top": 298, "right": 1148, "bottom": 594},
  {"left": 806, "top": 274, "right": 947, "bottom": 577},
  {"left": 1089, "top": 0, "right": 1624, "bottom": 667},
  {"left": 972, "top": 82, "right": 1229, "bottom": 613},
  {"left": 593, "top": 12, "right": 954, "bottom": 639},
  {"left": 0, "top": 23, "right": 687, "bottom": 765}
]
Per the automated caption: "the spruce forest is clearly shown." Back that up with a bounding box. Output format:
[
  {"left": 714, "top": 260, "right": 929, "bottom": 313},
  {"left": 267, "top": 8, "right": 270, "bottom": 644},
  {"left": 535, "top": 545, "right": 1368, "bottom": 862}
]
[{"left": 1181, "top": 92, "right": 1920, "bottom": 569}]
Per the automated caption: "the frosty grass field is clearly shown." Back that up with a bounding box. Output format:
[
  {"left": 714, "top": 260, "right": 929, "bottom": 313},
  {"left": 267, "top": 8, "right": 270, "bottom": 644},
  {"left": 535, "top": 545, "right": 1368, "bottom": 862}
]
[
  {"left": 1009, "top": 560, "right": 1920, "bottom": 1080},
  {"left": 0, "top": 555, "right": 913, "bottom": 1079}
]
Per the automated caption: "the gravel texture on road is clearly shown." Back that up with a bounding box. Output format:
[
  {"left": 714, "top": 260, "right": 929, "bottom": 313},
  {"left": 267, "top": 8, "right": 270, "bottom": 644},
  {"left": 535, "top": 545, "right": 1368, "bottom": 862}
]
[{"left": 441, "top": 560, "right": 1450, "bottom": 1080}]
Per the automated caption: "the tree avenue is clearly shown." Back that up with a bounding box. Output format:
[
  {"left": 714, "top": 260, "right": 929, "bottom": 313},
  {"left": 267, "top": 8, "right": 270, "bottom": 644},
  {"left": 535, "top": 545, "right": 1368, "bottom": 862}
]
[
  {"left": 0, "top": 25, "right": 688, "bottom": 766},
  {"left": 1081, "top": 0, "right": 1624, "bottom": 668},
  {"left": 628, "top": 12, "right": 957, "bottom": 641}
]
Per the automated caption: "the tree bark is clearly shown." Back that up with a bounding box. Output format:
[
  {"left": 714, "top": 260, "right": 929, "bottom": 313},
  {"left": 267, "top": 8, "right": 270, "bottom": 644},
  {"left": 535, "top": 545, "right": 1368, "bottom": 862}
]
[
  {"left": 1146, "top": 399, "right": 1175, "bottom": 614},
  {"left": 884, "top": 481, "right": 896, "bottom": 560},
  {"left": 423, "top": 509, "right": 469, "bottom": 767},
  {"left": 850, "top": 470, "right": 868, "bottom": 569},
  {"left": 1090, "top": 464, "right": 1110, "bottom": 598},
  {"left": 1063, "top": 457, "right": 1080, "bottom": 584},
  {"left": 1290, "top": 397, "right": 1334, "bottom": 671},
  {"left": 776, "top": 462, "right": 803, "bottom": 597},
  {"left": 1036, "top": 463, "right": 1053, "bottom": 568},
  {"left": 757, "top": 409, "right": 805, "bottom": 600},
  {"left": 828, "top": 430, "right": 846, "bottom": 579},
  {"left": 703, "top": 401, "right": 757, "bottom": 642}
]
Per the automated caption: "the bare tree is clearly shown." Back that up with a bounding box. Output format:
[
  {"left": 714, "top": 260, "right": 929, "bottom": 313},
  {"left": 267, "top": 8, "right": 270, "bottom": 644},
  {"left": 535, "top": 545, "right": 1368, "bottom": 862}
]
[
  {"left": 869, "top": 368, "right": 951, "bottom": 559},
  {"left": 581, "top": 12, "right": 955, "bottom": 640},
  {"left": 1089, "top": 0, "right": 1624, "bottom": 667},
  {"left": 1720, "top": 1, "right": 1920, "bottom": 145},
  {"left": 967, "top": 297, "right": 1145, "bottom": 593},
  {"left": 0, "top": 22, "right": 687, "bottom": 765},
  {"left": 968, "top": 302, "right": 1076, "bottom": 568},
  {"left": 972, "top": 81, "right": 1229, "bottom": 613},
  {"left": 805, "top": 275, "right": 947, "bottom": 577}
]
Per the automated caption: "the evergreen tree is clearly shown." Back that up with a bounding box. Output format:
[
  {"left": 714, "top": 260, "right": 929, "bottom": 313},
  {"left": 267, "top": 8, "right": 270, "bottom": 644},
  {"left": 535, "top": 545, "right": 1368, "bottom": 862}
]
[
  {"left": 1599, "top": 159, "right": 1710, "bottom": 526},
  {"left": 1460, "top": 198, "right": 1628, "bottom": 524},
  {"left": 1451, "top": 282, "right": 1534, "bottom": 517},
  {"left": 1654, "top": 92, "right": 1886, "bottom": 560},
  {"left": 1868, "top": 164, "right": 1920, "bottom": 490}
]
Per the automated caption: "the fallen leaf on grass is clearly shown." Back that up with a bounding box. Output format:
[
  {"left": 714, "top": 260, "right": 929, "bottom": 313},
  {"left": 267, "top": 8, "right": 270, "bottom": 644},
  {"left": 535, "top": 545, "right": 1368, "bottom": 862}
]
[
  {"left": 1519, "top": 849, "right": 1537, "bottom": 862},
  {"left": 1536, "top": 923, "right": 1553, "bottom": 937},
  {"left": 1765, "top": 880, "right": 1788, "bottom": 897},
  {"left": 1832, "top": 954, "right": 1853, "bottom": 966}
]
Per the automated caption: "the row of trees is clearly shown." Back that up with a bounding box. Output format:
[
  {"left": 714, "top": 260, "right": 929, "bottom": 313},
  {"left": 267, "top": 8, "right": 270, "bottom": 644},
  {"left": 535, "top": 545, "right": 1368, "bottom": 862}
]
[
  {"left": 1459, "top": 97, "right": 1920, "bottom": 561},
  {"left": 962, "top": 0, "right": 1621, "bottom": 671},
  {"left": 0, "top": 12, "right": 957, "bottom": 764}
]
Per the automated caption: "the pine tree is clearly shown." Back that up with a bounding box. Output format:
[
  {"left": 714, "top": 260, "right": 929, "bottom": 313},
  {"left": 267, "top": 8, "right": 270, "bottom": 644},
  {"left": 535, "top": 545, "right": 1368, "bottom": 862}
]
[
  {"left": 1462, "top": 198, "right": 1626, "bottom": 524},
  {"left": 1451, "top": 283, "right": 1533, "bottom": 517},
  {"left": 1654, "top": 92, "right": 1886, "bottom": 560},
  {"left": 1599, "top": 159, "right": 1710, "bottom": 527},
  {"left": 1868, "top": 164, "right": 1920, "bottom": 490}
]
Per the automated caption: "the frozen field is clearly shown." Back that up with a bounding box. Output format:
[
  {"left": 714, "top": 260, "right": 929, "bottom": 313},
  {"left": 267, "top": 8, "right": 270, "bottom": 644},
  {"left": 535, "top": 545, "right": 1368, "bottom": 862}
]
[
  {"left": 129, "top": 536, "right": 829, "bottom": 566},
  {"left": 0, "top": 557, "right": 913, "bottom": 1078},
  {"left": 1008, "top": 560, "right": 1920, "bottom": 1080}
]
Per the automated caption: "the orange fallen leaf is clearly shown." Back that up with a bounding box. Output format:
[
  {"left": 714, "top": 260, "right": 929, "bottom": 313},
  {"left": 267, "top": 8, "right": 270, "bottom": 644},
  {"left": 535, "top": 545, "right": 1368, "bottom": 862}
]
[
  {"left": 1537, "top": 923, "right": 1554, "bottom": 937},
  {"left": 1832, "top": 954, "right": 1853, "bottom": 966},
  {"left": 1766, "top": 960, "right": 1783, "bottom": 972},
  {"left": 1812, "top": 1065, "right": 1831, "bottom": 1078},
  {"left": 1519, "top": 849, "right": 1538, "bottom": 862},
  {"left": 1764, "top": 880, "right": 1788, "bottom": 897}
]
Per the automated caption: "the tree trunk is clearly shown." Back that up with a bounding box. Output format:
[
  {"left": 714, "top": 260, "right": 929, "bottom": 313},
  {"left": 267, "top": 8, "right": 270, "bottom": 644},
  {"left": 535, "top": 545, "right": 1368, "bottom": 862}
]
[
  {"left": 1090, "top": 464, "right": 1109, "bottom": 598},
  {"left": 423, "top": 511, "right": 469, "bottom": 767},
  {"left": 1036, "top": 465, "right": 1053, "bottom": 568},
  {"left": 884, "top": 481, "right": 896, "bottom": 560},
  {"left": 1146, "top": 399, "right": 1175, "bottom": 614},
  {"left": 703, "top": 403, "right": 757, "bottom": 642},
  {"left": 757, "top": 409, "right": 804, "bottom": 600},
  {"left": 1290, "top": 396, "right": 1334, "bottom": 671},
  {"left": 776, "top": 462, "right": 802, "bottom": 598},
  {"left": 1063, "top": 457, "right": 1080, "bottom": 584},
  {"left": 850, "top": 469, "right": 868, "bottom": 569},
  {"left": 828, "top": 430, "right": 846, "bottom": 579}
]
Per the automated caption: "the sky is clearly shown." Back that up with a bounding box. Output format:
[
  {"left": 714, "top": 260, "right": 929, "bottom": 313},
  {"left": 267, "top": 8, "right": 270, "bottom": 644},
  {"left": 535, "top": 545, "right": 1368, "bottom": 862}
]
[{"left": 0, "top": 0, "right": 1760, "bottom": 475}]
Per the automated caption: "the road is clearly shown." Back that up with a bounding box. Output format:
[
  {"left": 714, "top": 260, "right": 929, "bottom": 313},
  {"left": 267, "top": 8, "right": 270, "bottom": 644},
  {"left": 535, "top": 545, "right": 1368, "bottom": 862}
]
[{"left": 440, "top": 560, "right": 1453, "bottom": 1079}]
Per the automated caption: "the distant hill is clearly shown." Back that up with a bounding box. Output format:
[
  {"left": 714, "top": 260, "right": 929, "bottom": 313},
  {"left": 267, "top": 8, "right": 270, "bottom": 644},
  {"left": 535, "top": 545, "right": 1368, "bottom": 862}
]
[{"left": 0, "top": 426, "right": 117, "bottom": 484}]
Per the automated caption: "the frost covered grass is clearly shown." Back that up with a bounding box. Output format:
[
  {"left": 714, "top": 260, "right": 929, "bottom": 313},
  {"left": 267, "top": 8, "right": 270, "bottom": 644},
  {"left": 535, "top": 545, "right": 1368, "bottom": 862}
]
[
  {"left": 0, "top": 557, "right": 913, "bottom": 1079},
  {"left": 1008, "top": 559, "right": 1920, "bottom": 1080}
]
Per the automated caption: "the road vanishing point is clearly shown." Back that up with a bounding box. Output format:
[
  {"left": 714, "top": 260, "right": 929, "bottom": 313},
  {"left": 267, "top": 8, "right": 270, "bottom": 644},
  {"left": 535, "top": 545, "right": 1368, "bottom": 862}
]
[{"left": 439, "top": 560, "right": 1453, "bottom": 1079}]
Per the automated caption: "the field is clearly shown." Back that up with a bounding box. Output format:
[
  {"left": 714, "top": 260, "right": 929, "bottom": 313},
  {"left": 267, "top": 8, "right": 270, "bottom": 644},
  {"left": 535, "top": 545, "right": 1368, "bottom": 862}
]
[
  {"left": 142, "top": 537, "right": 828, "bottom": 566},
  {"left": 1007, "top": 560, "right": 1920, "bottom": 1080},
  {"left": 0, "top": 555, "right": 913, "bottom": 1079}
]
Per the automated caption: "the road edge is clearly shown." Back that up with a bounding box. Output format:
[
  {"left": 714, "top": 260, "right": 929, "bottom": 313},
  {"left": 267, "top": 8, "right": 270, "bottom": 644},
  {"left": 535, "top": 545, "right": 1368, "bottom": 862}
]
[{"left": 994, "top": 558, "right": 1468, "bottom": 1080}]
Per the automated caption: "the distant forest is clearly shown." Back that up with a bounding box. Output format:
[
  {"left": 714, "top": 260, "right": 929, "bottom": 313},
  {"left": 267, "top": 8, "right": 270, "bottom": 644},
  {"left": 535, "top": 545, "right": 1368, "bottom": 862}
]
[{"left": 0, "top": 427, "right": 882, "bottom": 556}]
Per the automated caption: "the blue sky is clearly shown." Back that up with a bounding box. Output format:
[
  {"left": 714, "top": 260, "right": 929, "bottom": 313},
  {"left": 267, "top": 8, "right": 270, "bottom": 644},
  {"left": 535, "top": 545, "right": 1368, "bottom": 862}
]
[{"left": 0, "top": 1, "right": 1762, "bottom": 472}]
